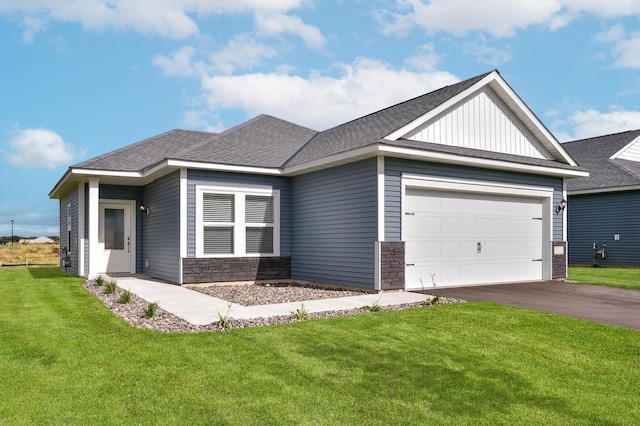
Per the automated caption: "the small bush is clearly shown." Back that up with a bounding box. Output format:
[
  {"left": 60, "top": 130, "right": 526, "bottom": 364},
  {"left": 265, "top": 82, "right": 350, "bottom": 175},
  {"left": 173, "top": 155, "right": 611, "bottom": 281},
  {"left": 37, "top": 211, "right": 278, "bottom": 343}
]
[
  {"left": 143, "top": 302, "right": 158, "bottom": 318},
  {"left": 362, "top": 302, "right": 383, "bottom": 313},
  {"left": 94, "top": 275, "right": 105, "bottom": 286},
  {"left": 290, "top": 304, "right": 308, "bottom": 320},
  {"left": 103, "top": 280, "right": 117, "bottom": 295},
  {"left": 117, "top": 289, "right": 132, "bottom": 304},
  {"left": 217, "top": 303, "right": 234, "bottom": 330}
]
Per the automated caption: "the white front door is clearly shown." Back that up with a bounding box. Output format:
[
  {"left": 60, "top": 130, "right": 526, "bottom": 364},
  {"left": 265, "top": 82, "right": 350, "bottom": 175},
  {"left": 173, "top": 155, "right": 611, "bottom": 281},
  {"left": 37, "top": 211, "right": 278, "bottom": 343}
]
[
  {"left": 404, "top": 189, "right": 544, "bottom": 289},
  {"left": 98, "top": 202, "right": 135, "bottom": 274}
]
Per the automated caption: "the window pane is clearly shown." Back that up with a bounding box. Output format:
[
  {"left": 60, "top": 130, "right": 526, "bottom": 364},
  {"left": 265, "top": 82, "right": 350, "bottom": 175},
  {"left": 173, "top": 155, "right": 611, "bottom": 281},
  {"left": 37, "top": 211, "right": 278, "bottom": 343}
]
[
  {"left": 203, "top": 193, "right": 234, "bottom": 222},
  {"left": 245, "top": 195, "right": 273, "bottom": 223},
  {"left": 246, "top": 227, "right": 273, "bottom": 254},
  {"left": 104, "top": 208, "right": 124, "bottom": 250},
  {"left": 204, "top": 226, "right": 234, "bottom": 254}
]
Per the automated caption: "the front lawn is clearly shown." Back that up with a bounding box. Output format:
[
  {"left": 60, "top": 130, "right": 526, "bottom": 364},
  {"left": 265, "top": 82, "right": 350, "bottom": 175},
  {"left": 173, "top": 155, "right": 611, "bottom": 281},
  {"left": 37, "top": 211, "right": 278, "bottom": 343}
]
[
  {"left": 568, "top": 266, "right": 640, "bottom": 290},
  {"left": 1, "top": 267, "right": 638, "bottom": 425}
]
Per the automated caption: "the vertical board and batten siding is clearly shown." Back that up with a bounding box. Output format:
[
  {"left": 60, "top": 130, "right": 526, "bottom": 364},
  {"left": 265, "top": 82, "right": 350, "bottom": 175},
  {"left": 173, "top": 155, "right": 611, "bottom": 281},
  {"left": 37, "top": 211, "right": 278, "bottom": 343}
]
[
  {"left": 59, "top": 188, "right": 79, "bottom": 276},
  {"left": 187, "top": 170, "right": 292, "bottom": 258},
  {"left": 614, "top": 137, "right": 640, "bottom": 162},
  {"left": 409, "top": 90, "right": 547, "bottom": 159},
  {"left": 384, "top": 158, "right": 564, "bottom": 242},
  {"left": 100, "top": 185, "right": 143, "bottom": 273},
  {"left": 141, "top": 172, "right": 181, "bottom": 283},
  {"left": 291, "top": 158, "right": 378, "bottom": 288},
  {"left": 568, "top": 191, "right": 640, "bottom": 265}
]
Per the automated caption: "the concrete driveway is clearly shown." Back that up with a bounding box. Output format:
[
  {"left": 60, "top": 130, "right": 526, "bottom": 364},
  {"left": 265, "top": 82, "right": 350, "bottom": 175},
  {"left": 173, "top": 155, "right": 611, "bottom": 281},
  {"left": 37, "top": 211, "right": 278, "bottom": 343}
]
[{"left": 436, "top": 281, "right": 640, "bottom": 329}]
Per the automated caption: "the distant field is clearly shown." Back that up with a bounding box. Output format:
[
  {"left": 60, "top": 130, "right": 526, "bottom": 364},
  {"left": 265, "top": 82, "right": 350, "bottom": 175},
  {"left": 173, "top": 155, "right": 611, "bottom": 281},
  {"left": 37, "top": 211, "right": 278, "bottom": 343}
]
[{"left": 0, "top": 244, "right": 59, "bottom": 266}]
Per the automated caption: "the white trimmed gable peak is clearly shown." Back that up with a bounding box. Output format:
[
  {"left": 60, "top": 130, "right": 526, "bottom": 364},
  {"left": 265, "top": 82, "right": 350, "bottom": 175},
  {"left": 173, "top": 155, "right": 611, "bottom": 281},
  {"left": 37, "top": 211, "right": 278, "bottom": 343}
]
[
  {"left": 385, "top": 70, "right": 577, "bottom": 166},
  {"left": 610, "top": 135, "right": 640, "bottom": 162}
]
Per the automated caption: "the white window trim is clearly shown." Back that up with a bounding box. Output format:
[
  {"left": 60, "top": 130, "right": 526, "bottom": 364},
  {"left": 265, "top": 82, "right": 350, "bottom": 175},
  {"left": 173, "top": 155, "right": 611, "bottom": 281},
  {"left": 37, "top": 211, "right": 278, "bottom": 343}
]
[{"left": 196, "top": 185, "right": 280, "bottom": 258}]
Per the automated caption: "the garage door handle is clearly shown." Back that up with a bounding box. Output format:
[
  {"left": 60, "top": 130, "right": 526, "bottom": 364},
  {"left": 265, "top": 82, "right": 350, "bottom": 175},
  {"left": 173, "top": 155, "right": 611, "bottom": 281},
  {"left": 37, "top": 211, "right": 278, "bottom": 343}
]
[
  {"left": 477, "top": 242, "right": 482, "bottom": 253},
  {"left": 406, "top": 263, "right": 415, "bottom": 266},
  {"left": 532, "top": 259, "right": 542, "bottom": 262}
]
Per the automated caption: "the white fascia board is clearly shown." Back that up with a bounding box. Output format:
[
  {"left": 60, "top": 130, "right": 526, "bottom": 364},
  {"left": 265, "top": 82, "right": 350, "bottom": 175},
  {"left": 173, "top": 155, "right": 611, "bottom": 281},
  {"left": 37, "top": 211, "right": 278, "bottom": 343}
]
[
  {"left": 568, "top": 185, "right": 640, "bottom": 195},
  {"left": 385, "top": 71, "right": 499, "bottom": 141},
  {"left": 165, "top": 159, "right": 282, "bottom": 175},
  {"left": 379, "top": 145, "right": 589, "bottom": 178},
  {"left": 487, "top": 77, "right": 578, "bottom": 167},
  {"left": 610, "top": 135, "right": 640, "bottom": 160},
  {"left": 72, "top": 168, "right": 142, "bottom": 178},
  {"left": 385, "top": 71, "right": 578, "bottom": 167},
  {"left": 283, "top": 144, "right": 380, "bottom": 175},
  {"left": 49, "top": 169, "right": 73, "bottom": 198}
]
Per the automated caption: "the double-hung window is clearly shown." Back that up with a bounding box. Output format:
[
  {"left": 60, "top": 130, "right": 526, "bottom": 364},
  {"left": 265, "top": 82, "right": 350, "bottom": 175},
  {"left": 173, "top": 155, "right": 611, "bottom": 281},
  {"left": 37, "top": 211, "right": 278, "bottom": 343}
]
[{"left": 197, "top": 186, "right": 280, "bottom": 257}]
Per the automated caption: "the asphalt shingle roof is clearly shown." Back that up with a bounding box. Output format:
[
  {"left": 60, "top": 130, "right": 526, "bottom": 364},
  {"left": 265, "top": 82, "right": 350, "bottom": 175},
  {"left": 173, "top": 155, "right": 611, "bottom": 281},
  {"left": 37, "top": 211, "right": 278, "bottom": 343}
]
[
  {"left": 176, "top": 115, "right": 317, "bottom": 168},
  {"left": 284, "top": 71, "right": 492, "bottom": 166},
  {"left": 73, "top": 70, "right": 580, "bottom": 176},
  {"left": 74, "top": 129, "right": 216, "bottom": 172},
  {"left": 563, "top": 129, "right": 640, "bottom": 191}
]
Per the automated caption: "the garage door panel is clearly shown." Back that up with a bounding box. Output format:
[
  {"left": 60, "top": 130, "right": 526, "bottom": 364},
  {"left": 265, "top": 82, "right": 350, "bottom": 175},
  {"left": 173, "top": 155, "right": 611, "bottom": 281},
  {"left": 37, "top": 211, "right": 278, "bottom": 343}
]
[{"left": 404, "top": 188, "right": 545, "bottom": 289}]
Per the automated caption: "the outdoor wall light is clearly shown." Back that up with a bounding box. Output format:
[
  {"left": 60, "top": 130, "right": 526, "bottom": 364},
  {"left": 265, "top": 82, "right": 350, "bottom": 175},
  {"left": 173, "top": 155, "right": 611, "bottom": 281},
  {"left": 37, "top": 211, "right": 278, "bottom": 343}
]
[
  {"left": 140, "top": 205, "right": 150, "bottom": 215},
  {"left": 555, "top": 199, "right": 567, "bottom": 214}
]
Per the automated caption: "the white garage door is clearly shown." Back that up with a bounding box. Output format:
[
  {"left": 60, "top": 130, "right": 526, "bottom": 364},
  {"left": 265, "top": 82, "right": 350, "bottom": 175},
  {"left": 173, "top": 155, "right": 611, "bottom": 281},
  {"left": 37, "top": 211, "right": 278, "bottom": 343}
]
[{"left": 404, "top": 188, "right": 543, "bottom": 289}]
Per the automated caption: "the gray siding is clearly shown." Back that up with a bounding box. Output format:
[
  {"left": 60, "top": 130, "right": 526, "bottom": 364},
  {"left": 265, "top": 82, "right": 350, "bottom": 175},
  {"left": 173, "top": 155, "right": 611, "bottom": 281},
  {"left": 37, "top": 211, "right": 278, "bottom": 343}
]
[
  {"left": 384, "top": 158, "right": 565, "bottom": 242},
  {"left": 187, "top": 170, "right": 292, "bottom": 258},
  {"left": 291, "top": 158, "right": 378, "bottom": 289},
  {"left": 100, "top": 185, "right": 143, "bottom": 273},
  {"left": 59, "top": 188, "right": 79, "bottom": 276},
  {"left": 142, "top": 172, "right": 181, "bottom": 283},
  {"left": 568, "top": 191, "right": 640, "bottom": 265}
]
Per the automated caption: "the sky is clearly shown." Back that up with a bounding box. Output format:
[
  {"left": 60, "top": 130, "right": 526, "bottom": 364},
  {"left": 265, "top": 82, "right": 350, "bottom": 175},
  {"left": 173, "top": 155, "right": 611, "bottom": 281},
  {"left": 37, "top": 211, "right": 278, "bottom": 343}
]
[{"left": 1, "top": 0, "right": 640, "bottom": 238}]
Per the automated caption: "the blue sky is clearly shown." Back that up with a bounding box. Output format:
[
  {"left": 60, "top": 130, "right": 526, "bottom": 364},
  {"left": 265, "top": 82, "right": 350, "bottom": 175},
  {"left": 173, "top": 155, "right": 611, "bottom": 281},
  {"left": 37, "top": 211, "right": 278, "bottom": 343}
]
[{"left": 1, "top": 0, "right": 640, "bottom": 237}]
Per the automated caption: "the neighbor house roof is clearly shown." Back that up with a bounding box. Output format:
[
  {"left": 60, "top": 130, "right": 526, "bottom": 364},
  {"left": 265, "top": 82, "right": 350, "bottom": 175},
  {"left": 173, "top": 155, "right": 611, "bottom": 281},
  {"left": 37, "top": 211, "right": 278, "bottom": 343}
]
[{"left": 563, "top": 129, "right": 640, "bottom": 193}]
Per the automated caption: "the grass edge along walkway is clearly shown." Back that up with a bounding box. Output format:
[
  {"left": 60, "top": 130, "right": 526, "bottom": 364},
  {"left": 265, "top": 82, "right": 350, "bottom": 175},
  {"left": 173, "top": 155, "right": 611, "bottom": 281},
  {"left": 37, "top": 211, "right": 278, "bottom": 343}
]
[{"left": 1, "top": 267, "right": 638, "bottom": 425}]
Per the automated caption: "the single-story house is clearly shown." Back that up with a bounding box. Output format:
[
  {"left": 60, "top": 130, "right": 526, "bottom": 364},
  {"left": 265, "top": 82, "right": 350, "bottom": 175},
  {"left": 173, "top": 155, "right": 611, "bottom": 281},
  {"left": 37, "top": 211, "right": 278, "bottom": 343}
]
[
  {"left": 49, "top": 70, "right": 587, "bottom": 290},
  {"left": 563, "top": 129, "right": 640, "bottom": 265},
  {"left": 24, "top": 236, "right": 56, "bottom": 245}
]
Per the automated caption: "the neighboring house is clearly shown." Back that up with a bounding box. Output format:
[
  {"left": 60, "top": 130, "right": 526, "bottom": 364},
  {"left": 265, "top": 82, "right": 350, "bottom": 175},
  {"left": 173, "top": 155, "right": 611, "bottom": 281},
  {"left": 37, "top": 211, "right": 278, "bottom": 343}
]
[
  {"left": 49, "top": 70, "right": 587, "bottom": 290},
  {"left": 26, "top": 236, "right": 56, "bottom": 245},
  {"left": 564, "top": 129, "right": 640, "bottom": 266}
]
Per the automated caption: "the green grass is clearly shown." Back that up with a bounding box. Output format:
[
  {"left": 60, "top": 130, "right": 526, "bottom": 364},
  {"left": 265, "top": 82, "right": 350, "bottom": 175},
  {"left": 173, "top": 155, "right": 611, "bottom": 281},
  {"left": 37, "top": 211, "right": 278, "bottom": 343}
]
[
  {"left": 568, "top": 266, "right": 640, "bottom": 289},
  {"left": 1, "top": 267, "right": 639, "bottom": 425}
]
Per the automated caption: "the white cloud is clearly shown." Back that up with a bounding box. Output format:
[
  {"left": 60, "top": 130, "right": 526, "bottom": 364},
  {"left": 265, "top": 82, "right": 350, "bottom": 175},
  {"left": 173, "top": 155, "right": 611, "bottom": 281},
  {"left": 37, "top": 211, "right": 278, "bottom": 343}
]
[
  {"left": 565, "top": 108, "right": 640, "bottom": 140},
  {"left": 379, "top": 0, "right": 640, "bottom": 38},
  {"left": 4, "top": 127, "right": 78, "bottom": 169},
  {"left": 255, "top": 12, "right": 326, "bottom": 49},
  {"left": 380, "top": 0, "right": 562, "bottom": 38},
  {"left": 20, "top": 15, "right": 47, "bottom": 43},
  {"left": 153, "top": 36, "right": 280, "bottom": 76},
  {"left": 0, "top": 0, "right": 309, "bottom": 40},
  {"left": 462, "top": 36, "right": 512, "bottom": 66},
  {"left": 198, "top": 57, "right": 459, "bottom": 130},
  {"left": 594, "top": 24, "right": 640, "bottom": 69}
]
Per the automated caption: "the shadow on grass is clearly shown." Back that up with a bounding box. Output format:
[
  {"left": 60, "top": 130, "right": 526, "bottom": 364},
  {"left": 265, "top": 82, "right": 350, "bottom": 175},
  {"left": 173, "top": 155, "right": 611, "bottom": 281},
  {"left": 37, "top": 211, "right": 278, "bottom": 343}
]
[{"left": 28, "top": 266, "right": 67, "bottom": 280}]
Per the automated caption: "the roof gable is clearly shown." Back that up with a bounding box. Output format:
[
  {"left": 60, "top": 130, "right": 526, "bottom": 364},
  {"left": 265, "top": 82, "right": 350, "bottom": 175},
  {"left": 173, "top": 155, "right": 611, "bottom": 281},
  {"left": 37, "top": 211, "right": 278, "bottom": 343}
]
[
  {"left": 563, "top": 129, "right": 640, "bottom": 193},
  {"left": 610, "top": 134, "right": 640, "bottom": 162},
  {"left": 386, "top": 70, "right": 575, "bottom": 166},
  {"left": 284, "top": 71, "right": 492, "bottom": 166},
  {"left": 405, "top": 88, "right": 550, "bottom": 160}
]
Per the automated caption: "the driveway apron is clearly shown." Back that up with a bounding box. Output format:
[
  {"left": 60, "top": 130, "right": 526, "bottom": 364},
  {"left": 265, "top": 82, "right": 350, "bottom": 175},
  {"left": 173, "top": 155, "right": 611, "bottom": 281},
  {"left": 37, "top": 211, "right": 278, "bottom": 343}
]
[{"left": 437, "top": 281, "right": 640, "bottom": 329}]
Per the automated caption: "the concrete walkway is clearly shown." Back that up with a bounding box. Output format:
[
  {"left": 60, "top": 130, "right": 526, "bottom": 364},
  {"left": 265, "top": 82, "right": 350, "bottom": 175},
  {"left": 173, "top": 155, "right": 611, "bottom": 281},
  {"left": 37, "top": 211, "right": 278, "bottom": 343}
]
[{"left": 116, "top": 277, "right": 427, "bottom": 326}]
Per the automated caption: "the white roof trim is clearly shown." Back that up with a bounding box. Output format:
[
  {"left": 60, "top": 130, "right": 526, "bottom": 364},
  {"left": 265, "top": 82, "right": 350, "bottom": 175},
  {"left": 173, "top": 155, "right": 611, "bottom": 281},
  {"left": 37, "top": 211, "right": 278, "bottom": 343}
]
[
  {"left": 610, "top": 135, "right": 640, "bottom": 160},
  {"left": 385, "top": 71, "right": 578, "bottom": 167},
  {"left": 568, "top": 185, "right": 640, "bottom": 195},
  {"left": 165, "top": 159, "right": 282, "bottom": 175},
  {"left": 283, "top": 142, "right": 588, "bottom": 178}
]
